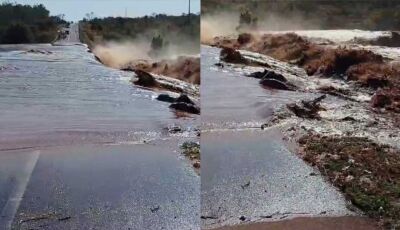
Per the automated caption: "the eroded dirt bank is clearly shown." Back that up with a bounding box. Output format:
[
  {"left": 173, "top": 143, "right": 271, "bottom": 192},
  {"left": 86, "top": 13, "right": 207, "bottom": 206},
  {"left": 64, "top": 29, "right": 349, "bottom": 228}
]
[
  {"left": 206, "top": 30, "right": 400, "bottom": 229},
  {"left": 92, "top": 43, "right": 200, "bottom": 85},
  {"left": 213, "top": 216, "right": 379, "bottom": 230}
]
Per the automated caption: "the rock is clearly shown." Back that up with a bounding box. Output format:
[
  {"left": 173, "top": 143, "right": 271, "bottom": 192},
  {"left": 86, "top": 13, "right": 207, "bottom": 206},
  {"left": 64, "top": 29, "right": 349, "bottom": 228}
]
[
  {"left": 220, "top": 47, "right": 248, "bottom": 64},
  {"left": 170, "top": 102, "right": 200, "bottom": 114},
  {"left": 240, "top": 181, "right": 250, "bottom": 189},
  {"left": 214, "top": 62, "right": 224, "bottom": 68},
  {"left": 287, "top": 95, "right": 326, "bottom": 119},
  {"left": 165, "top": 125, "right": 182, "bottom": 134},
  {"left": 371, "top": 31, "right": 400, "bottom": 47},
  {"left": 157, "top": 94, "right": 176, "bottom": 103},
  {"left": 150, "top": 206, "right": 160, "bottom": 213},
  {"left": 259, "top": 79, "right": 291, "bottom": 90},
  {"left": 371, "top": 88, "right": 400, "bottom": 112},
  {"left": 239, "top": 216, "right": 246, "bottom": 221},
  {"left": 193, "top": 162, "right": 200, "bottom": 169},
  {"left": 175, "top": 94, "right": 194, "bottom": 104},
  {"left": 248, "top": 69, "right": 287, "bottom": 82},
  {"left": 371, "top": 92, "right": 391, "bottom": 108},
  {"left": 133, "top": 70, "right": 158, "bottom": 87},
  {"left": 27, "top": 49, "right": 52, "bottom": 55}
]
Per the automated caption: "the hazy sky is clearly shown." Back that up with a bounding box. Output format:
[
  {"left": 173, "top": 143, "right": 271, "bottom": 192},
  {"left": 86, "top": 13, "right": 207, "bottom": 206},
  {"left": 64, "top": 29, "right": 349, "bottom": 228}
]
[{"left": 8, "top": 0, "right": 200, "bottom": 21}]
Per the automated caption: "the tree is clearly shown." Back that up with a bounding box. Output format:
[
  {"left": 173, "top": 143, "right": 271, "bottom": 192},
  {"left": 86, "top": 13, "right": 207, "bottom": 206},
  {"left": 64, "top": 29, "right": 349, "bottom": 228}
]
[
  {"left": 2, "top": 23, "right": 33, "bottom": 44},
  {"left": 151, "top": 34, "right": 163, "bottom": 51}
]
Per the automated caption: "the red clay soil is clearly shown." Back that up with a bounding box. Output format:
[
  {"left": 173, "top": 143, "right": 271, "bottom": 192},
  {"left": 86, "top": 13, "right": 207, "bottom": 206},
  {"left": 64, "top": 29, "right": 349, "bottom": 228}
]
[
  {"left": 371, "top": 88, "right": 400, "bottom": 113},
  {"left": 210, "top": 33, "right": 384, "bottom": 77},
  {"left": 123, "top": 56, "right": 200, "bottom": 84},
  {"left": 212, "top": 216, "right": 379, "bottom": 230},
  {"left": 210, "top": 33, "right": 400, "bottom": 113}
]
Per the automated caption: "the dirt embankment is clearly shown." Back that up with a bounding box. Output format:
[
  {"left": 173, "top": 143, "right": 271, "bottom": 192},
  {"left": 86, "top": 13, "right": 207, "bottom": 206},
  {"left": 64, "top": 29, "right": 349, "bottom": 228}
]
[
  {"left": 208, "top": 32, "right": 400, "bottom": 114},
  {"left": 122, "top": 56, "right": 200, "bottom": 85},
  {"left": 92, "top": 42, "right": 200, "bottom": 85}
]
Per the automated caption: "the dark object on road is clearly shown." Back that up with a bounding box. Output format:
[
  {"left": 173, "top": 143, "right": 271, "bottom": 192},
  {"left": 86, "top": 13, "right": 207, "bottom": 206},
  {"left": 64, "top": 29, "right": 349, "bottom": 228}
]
[
  {"left": 157, "top": 94, "right": 176, "bottom": 103},
  {"left": 241, "top": 181, "right": 250, "bottom": 189},
  {"left": 287, "top": 95, "right": 326, "bottom": 119},
  {"left": 220, "top": 47, "right": 248, "bottom": 64},
  {"left": 27, "top": 49, "right": 52, "bottom": 55},
  {"left": 150, "top": 206, "right": 160, "bottom": 213},
  {"left": 133, "top": 70, "right": 157, "bottom": 87},
  {"left": 239, "top": 216, "right": 246, "bottom": 221},
  {"left": 193, "top": 162, "right": 200, "bottom": 169},
  {"left": 259, "top": 78, "right": 291, "bottom": 91},
  {"left": 58, "top": 216, "right": 71, "bottom": 221},
  {"left": 201, "top": 215, "right": 218, "bottom": 220},
  {"left": 214, "top": 62, "right": 225, "bottom": 68},
  {"left": 170, "top": 102, "right": 200, "bottom": 114},
  {"left": 165, "top": 125, "right": 182, "bottom": 134}
]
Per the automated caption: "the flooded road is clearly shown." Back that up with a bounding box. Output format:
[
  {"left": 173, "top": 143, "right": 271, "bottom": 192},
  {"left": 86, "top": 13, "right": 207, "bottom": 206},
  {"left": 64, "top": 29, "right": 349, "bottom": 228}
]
[
  {"left": 201, "top": 46, "right": 353, "bottom": 229},
  {"left": 0, "top": 43, "right": 197, "bottom": 149},
  {"left": 0, "top": 30, "right": 199, "bottom": 229}
]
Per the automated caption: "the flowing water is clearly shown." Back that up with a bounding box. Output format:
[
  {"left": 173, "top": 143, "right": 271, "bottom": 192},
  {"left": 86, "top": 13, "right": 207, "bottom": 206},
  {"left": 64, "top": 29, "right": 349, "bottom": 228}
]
[
  {"left": 0, "top": 39, "right": 197, "bottom": 150},
  {"left": 0, "top": 26, "right": 199, "bottom": 230},
  {"left": 201, "top": 45, "right": 352, "bottom": 229}
]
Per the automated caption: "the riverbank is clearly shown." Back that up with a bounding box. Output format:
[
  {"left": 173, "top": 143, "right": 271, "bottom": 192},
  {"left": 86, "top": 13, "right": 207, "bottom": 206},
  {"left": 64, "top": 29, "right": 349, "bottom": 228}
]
[{"left": 203, "top": 29, "right": 400, "bottom": 229}]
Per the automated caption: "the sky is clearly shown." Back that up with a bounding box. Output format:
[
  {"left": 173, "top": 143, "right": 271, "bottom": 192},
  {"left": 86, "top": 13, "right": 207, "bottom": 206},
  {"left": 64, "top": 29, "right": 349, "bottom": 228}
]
[{"left": 7, "top": 0, "right": 200, "bottom": 22}]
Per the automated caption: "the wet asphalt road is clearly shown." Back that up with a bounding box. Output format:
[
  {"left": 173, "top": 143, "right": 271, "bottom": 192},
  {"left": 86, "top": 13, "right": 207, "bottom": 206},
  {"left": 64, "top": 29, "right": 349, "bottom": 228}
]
[
  {"left": 0, "top": 140, "right": 200, "bottom": 230},
  {"left": 201, "top": 46, "right": 352, "bottom": 229},
  {"left": 0, "top": 30, "right": 200, "bottom": 230},
  {"left": 201, "top": 130, "right": 352, "bottom": 229}
]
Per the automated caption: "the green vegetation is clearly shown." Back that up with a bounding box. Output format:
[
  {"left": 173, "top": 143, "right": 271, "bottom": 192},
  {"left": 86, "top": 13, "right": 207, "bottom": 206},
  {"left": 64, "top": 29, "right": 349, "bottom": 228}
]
[
  {"left": 299, "top": 135, "right": 400, "bottom": 229},
  {"left": 202, "top": 0, "right": 400, "bottom": 30},
  {"left": 0, "top": 2, "right": 67, "bottom": 44},
  {"left": 79, "top": 13, "right": 200, "bottom": 50},
  {"left": 181, "top": 141, "right": 200, "bottom": 170},
  {"left": 237, "top": 9, "right": 258, "bottom": 31}
]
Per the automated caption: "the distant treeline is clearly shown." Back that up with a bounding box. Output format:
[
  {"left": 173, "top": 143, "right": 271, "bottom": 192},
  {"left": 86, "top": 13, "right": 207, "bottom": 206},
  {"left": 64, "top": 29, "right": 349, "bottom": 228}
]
[
  {"left": 79, "top": 13, "right": 200, "bottom": 49},
  {"left": 202, "top": 0, "right": 400, "bottom": 30},
  {"left": 0, "top": 3, "right": 67, "bottom": 44}
]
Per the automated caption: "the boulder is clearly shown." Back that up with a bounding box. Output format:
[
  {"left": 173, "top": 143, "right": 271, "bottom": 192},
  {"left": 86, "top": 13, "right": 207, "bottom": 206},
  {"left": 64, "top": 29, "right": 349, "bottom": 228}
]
[
  {"left": 175, "top": 94, "right": 194, "bottom": 104},
  {"left": 220, "top": 47, "right": 248, "bottom": 64},
  {"left": 170, "top": 102, "right": 200, "bottom": 114},
  {"left": 248, "top": 69, "right": 287, "bottom": 82},
  {"left": 157, "top": 94, "right": 176, "bottom": 103},
  {"left": 259, "top": 79, "right": 291, "bottom": 90},
  {"left": 287, "top": 95, "right": 326, "bottom": 119},
  {"left": 133, "top": 70, "right": 157, "bottom": 87},
  {"left": 371, "top": 91, "right": 392, "bottom": 108}
]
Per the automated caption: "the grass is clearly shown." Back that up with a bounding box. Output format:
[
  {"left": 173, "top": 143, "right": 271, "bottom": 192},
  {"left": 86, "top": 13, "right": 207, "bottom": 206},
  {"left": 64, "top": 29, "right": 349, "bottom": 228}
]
[
  {"left": 181, "top": 141, "right": 200, "bottom": 171},
  {"left": 299, "top": 135, "right": 400, "bottom": 229}
]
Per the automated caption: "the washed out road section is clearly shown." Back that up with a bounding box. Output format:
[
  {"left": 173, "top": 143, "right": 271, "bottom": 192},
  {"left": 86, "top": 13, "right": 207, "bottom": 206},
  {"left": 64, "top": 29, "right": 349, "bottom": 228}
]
[
  {"left": 201, "top": 130, "right": 352, "bottom": 228},
  {"left": 201, "top": 46, "right": 353, "bottom": 229}
]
